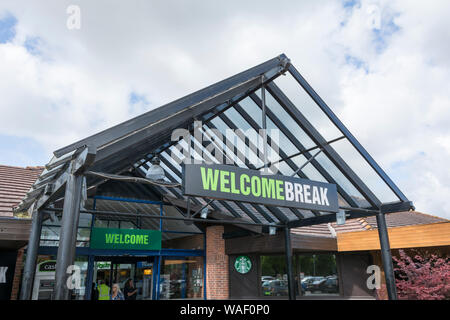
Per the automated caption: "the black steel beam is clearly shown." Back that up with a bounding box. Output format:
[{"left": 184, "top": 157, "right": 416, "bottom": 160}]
[
  {"left": 55, "top": 55, "right": 289, "bottom": 158},
  {"left": 216, "top": 113, "right": 292, "bottom": 223},
  {"left": 287, "top": 207, "right": 379, "bottom": 228},
  {"left": 19, "top": 210, "right": 43, "bottom": 300},
  {"left": 376, "top": 212, "right": 398, "bottom": 300},
  {"left": 158, "top": 152, "right": 244, "bottom": 220},
  {"left": 246, "top": 93, "right": 360, "bottom": 209},
  {"left": 380, "top": 201, "right": 414, "bottom": 214},
  {"left": 138, "top": 162, "right": 184, "bottom": 200},
  {"left": 288, "top": 65, "right": 408, "bottom": 202},
  {"left": 44, "top": 207, "right": 287, "bottom": 229},
  {"left": 267, "top": 82, "right": 382, "bottom": 208},
  {"left": 233, "top": 102, "right": 320, "bottom": 218},
  {"left": 204, "top": 122, "right": 279, "bottom": 224},
  {"left": 285, "top": 227, "right": 296, "bottom": 300},
  {"left": 255, "top": 136, "right": 346, "bottom": 170},
  {"left": 133, "top": 166, "right": 191, "bottom": 220},
  {"left": 54, "top": 165, "right": 84, "bottom": 300}
]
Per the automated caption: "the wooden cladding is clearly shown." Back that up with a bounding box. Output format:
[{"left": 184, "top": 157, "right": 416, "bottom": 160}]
[
  {"left": 0, "top": 219, "right": 31, "bottom": 241},
  {"left": 337, "top": 222, "right": 450, "bottom": 252}
]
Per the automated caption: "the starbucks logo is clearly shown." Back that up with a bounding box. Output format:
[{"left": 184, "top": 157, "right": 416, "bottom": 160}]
[{"left": 234, "top": 255, "right": 252, "bottom": 274}]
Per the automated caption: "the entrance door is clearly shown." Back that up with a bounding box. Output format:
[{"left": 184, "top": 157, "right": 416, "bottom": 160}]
[{"left": 91, "top": 257, "right": 154, "bottom": 300}]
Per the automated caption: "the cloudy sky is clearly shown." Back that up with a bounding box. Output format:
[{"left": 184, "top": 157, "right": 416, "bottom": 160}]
[{"left": 0, "top": 0, "right": 449, "bottom": 219}]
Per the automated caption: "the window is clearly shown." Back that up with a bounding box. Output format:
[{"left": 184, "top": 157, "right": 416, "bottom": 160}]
[
  {"left": 159, "top": 257, "right": 204, "bottom": 299},
  {"left": 260, "top": 255, "right": 289, "bottom": 297},
  {"left": 40, "top": 213, "right": 92, "bottom": 247},
  {"left": 296, "top": 253, "right": 339, "bottom": 296}
]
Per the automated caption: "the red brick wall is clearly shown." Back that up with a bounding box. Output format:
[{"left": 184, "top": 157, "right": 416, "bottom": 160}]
[
  {"left": 10, "top": 247, "right": 25, "bottom": 300},
  {"left": 206, "top": 225, "right": 229, "bottom": 299}
]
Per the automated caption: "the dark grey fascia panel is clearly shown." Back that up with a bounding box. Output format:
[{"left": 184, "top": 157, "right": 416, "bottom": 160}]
[
  {"left": 287, "top": 65, "right": 408, "bottom": 203},
  {"left": 54, "top": 54, "right": 290, "bottom": 158}
]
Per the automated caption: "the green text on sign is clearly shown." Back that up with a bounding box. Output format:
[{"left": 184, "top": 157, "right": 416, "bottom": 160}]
[
  {"left": 182, "top": 164, "right": 339, "bottom": 213},
  {"left": 90, "top": 228, "right": 162, "bottom": 250}
]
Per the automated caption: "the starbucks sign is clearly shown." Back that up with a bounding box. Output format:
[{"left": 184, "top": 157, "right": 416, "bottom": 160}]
[{"left": 234, "top": 256, "right": 252, "bottom": 274}]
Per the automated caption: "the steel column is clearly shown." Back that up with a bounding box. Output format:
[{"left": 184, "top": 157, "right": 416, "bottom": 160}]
[
  {"left": 261, "top": 76, "right": 268, "bottom": 174},
  {"left": 84, "top": 255, "right": 95, "bottom": 300},
  {"left": 266, "top": 82, "right": 382, "bottom": 208},
  {"left": 53, "top": 165, "right": 84, "bottom": 300},
  {"left": 284, "top": 227, "right": 296, "bottom": 300},
  {"left": 376, "top": 212, "right": 398, "bottom": 300},
  {"left": 19, "top": 209, "right": 43, "bottom": 300},
  {"left": 287, "top": 65, "right": 408, "bottom": 202},
  {"left": 156, "top": 256, "right": 162, "bottom": 299},
  {"left": 203, "top": 233, "right": 207, "bottom": 300}
]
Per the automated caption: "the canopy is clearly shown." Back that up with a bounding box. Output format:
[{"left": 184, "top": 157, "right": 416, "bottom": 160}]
[{"left": 14, "top": 53, "right": 413, "bottom": 228}]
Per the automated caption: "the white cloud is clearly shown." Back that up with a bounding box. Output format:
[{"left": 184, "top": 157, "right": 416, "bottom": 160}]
[{"left": 0, "top": 0, "right": 449, "bottom": 218}]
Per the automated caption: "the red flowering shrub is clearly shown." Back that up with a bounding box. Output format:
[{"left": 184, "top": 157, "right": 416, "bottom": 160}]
[{"left": 393, "top": 249, "right": 450, "bottom": 300}]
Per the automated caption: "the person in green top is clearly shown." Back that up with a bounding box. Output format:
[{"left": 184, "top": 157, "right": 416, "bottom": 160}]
[{"left": 98, "top": 279, "right": 110, "bottom": 300}]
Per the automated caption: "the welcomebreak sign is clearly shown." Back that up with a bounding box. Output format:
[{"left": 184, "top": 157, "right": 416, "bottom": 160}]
[
  {"left": 182, "top": 164, "right": 339, "bottom": 213},
  {"left": 90, "top": 228, "right": 162, "bottom": 250}
]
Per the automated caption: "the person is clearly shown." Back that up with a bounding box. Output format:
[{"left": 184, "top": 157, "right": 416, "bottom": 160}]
[
  {"left": 124, "top": 278, "right": 138, "bottom": 300},
  {"left": 111, "top": 283, "right": 124, "bottom": 300},
  {"left": 91, "top": 282, "right": 99, "bottom": 300},
  {"left": 98, "top": 279, "right": 110, "bottom": 300}
]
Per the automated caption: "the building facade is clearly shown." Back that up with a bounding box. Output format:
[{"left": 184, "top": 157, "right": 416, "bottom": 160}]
[
  {"left": 12, "top": 54, "right": 420, "bottom": 300},
  {"left": 0, "top": 165, "right": 42, "bottom": 300}
]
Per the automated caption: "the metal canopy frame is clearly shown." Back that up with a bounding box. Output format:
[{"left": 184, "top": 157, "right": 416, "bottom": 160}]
[{"left": 17, "top": 54, "right": 413, "bottom": 300}]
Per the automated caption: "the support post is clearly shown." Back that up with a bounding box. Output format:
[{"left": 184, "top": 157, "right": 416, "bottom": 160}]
[
  {"left": 376, "top": 211, "right": 398, "bottom": 300},
  {"left": 284, "top": 227, "right": 296, "bottom": 300},
  {"left": 19, "top": 209, "right": 43, "bottom": 300},
  {"left": 84, "top": 255, "right": 95, "bottom": 300},
  {"left": 261, "top": 77, "right": 269, "bottom": 174},
  {"left": 53, "top": 163, "right": 84, "bottom": 300}
]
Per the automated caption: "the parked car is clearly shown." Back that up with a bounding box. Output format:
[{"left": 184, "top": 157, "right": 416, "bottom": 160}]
[
  {"left": 262, "top": 280, "right": 288, "bottom": 296},
  {"left": 311, "top": 276, "right": 338, "bottom": 293},
  {"left": 301, "top": 276, "right": 324, "bottom": 293},
  {"left": 261, "top": 276, "right": 275, "bottom": 283}
]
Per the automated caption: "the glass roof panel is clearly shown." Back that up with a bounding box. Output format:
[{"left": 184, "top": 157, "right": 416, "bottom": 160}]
[
  {"left": 264, "top": 91, "right": 318, "bottom": 150},
  {"left": 313, "top": 152, "right": 370, "bottom": 207},
  {"left": 273, "top": 74, "right": 342, "bottom": 141},
  {"left": 209, "top": 117, "right": 263, "bottom": 168},
  {"left": 223, "top": 107, "right": 281, "bottom": 166},
  {"left": 201, "top": 125, "right": 245, "bottom": 167},
  {"left": 330, "top": 138, "right": 399, "bottom": 203},
  {"left": 237, "top": 97, "right": 301, "bottom": 158}
]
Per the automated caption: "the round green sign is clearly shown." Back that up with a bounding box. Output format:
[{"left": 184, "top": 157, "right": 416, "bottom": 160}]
[{"left": 234, "top": 255, "right": 252, "bottom": 274}]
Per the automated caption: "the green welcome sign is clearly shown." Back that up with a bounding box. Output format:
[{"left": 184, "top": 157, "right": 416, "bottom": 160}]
[{"left": 90, "top": 228, "right": 162, "bottom": 250}]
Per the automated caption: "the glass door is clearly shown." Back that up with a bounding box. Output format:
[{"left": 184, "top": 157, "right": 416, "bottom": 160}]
[
  {"left": 135, "top": 261, "right": 153, "bottom": 300},
  {"left": 92, "top": 260, "right": 112, "bottom": 300},
  {"left": 159, "top": 257, "right": 204, "bottom": 299}
]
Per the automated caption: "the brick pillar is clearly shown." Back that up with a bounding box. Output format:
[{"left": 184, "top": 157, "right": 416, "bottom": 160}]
[
  {"left": 206, "top": 225, "right": 229, "bottom": 299},
  {"left": 10, "top": 247, "right": 25, "bottom": 300}
]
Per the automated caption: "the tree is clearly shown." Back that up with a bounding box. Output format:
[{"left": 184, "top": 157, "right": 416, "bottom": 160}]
[{"left": 393, "top": 249, "right": 450, "bottom": 300}]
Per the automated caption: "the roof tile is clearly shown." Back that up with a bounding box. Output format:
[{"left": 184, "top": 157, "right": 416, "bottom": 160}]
[{"left": 0, "top": 165, "right": 43, "bottom": 217}]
